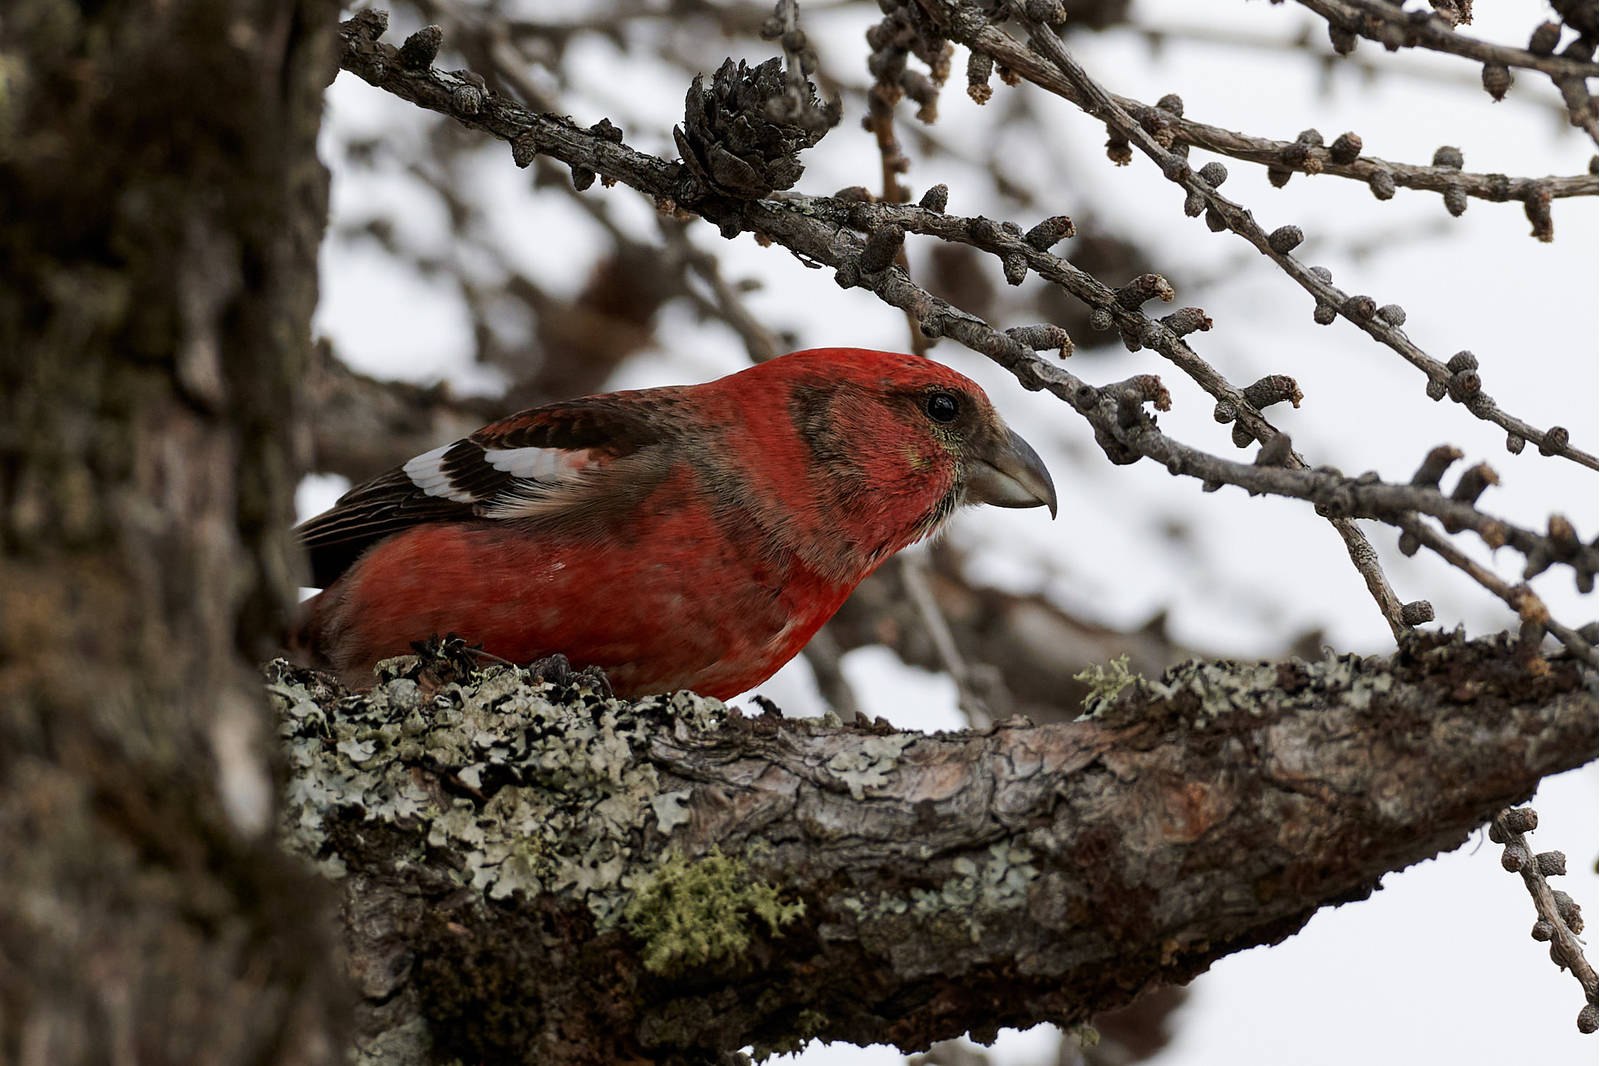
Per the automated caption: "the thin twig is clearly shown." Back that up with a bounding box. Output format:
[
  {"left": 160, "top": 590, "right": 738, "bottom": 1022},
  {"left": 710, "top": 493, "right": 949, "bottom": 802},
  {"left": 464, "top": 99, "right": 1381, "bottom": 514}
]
[
  {"left": 800, "top": 627, "right": 864, "bottom": 723},
  {"left": 1490, "top": 807, "right": 1599, "bottom": 1032},
  {"left": 900, "top": 553, "right": 992, "bottom": 726},
  {"left": 1296, "top": 0, "right": 1597, "bottom": 79},
  {"left": 1131, "top": 18, "right": 1569, "bottom": 118},
  {"left": 928, "top": 3, "right": 1597, "bottom": 208},
  {"left": 1292, "top": 0, "right": 1599, "bottom": 139},
  {"left": 1395, "top": 518, "right": 1592, "bottom": 663}
]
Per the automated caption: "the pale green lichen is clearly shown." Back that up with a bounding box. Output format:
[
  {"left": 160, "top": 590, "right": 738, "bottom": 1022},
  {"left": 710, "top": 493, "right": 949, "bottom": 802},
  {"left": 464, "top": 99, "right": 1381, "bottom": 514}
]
[
  {"left": 841, "top": 838, "right": 1040, "bottom": 946},
  {"left": 620, "top": 847, "right": 804, "bottom": 975},
  {"left": 1074, "top": 654, "right": 1137, "bottom": 716},
  {"left": 1118, "top": 643, "right": 1414, "bottom": 728},
  {"left": 908, "top": 840, "right": 1038, "bottom": 940},
  {"left": 1135, "top": 659, "right": 1283, "bottom": 724},
  {"left": 651, "top": 789, "right": 693, "bottom": 834},
  {"left": 824, "top": 733, "right": 915, "bottom": 800},
  {"left": 265, "top": 658, "right": 728, "bottom": 927}
]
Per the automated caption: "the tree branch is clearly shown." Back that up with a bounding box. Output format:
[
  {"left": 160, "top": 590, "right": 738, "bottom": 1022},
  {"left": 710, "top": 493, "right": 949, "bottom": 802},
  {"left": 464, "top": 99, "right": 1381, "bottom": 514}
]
[
  {"left": 270, "top": 633, "right": 1596, "bottom": 1063},
  {"left": 1489, "top": 806, "right": 1599, "bottom": 1032},
  {"left": 1292, "top": 0, "right": 1599, "bottom": 139}
]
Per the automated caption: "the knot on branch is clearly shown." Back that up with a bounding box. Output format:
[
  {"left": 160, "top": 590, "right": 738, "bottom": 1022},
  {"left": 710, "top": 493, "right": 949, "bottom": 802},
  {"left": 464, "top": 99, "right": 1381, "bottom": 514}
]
[
  {"left": 859, "top": 225, "right": 906, "bottom": 274},
  {"left": 1523, "top": 513, "right": 1598, "bottom": 589},
  {"left": 1255, "top": 431, "right": 1295, "bottom": 469},
  {"left": 1400, "top": 600, "right": 1435, "bottom": 626},
  {"left": 1005, "top": 324, "right": 1074, "bottom": 358},
  {"left": 1080, "top": 375, "right": 1170, "bottom": 465},
  {"left": 1444, "top": 462, "right": 1499, "bottom": 529},
  {"left": 675, "top": 58, "right": 839, "bottom": 199},
  {"left": 1525, "top": 190, "right": 1555, "bottom": 242},
  {"left": 1115, "top": 273, "right": 1175, "bottom": 310},
  {"left": 1410, "top": 445, "right": 1464, "bottom": 488},
  {"left": 1024, "top": 214, "right": 1076, "bottom": 250},
  {"left": 399, "top": 25, "right": 442, "bottom": 70},
  {"left": 1242, "top": 374, "right": 1303, "bottom": 412},
  {"left": 346, "top": 8, "right": 389, "bottom": 43},
  {"left": 1279, "top": 128, "right": 1325, "bottom": 175},
  {"left": 1161, "top": 306, "right": 1212, "bottom": 338},
  {"left": 1329, "top": 131, "right": 1363, "bottom": 164}
]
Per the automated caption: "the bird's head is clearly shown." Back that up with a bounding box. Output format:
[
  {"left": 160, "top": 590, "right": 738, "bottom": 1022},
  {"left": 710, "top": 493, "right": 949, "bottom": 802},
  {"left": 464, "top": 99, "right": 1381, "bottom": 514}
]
[{"left": 718, "top": 348, "right": 1057, "bottom": 578}]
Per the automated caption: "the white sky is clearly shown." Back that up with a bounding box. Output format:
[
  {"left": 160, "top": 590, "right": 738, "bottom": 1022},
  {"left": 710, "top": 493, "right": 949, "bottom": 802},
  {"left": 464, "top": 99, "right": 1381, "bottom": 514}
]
[{"left": 309, "top": 0, "right": 1599, "bottom": 1062}]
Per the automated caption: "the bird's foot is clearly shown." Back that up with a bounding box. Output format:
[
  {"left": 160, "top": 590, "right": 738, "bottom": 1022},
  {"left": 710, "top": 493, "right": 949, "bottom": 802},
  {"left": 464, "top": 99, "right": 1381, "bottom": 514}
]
[
  {"left": 526, "top": 653, "right": 615, "bottom": 700},
  {"left": 408, "top": 633, "right": 490, "bottom": 687}
]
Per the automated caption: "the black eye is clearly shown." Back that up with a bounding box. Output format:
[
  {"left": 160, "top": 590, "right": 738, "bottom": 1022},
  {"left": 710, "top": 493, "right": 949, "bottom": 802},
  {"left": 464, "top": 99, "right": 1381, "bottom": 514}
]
[{"left": 925, "top": 391, "right": 960, "bottom": 424}]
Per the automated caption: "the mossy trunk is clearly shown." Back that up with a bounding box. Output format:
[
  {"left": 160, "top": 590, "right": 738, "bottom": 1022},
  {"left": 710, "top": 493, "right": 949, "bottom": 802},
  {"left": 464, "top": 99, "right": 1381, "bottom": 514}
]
[{"left": 0, "top": 2, "right": 344, "bottom": 1061}]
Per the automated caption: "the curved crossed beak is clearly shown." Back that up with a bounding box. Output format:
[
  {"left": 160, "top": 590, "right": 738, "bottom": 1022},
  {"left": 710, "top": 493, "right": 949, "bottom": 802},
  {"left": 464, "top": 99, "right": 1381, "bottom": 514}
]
[{"left": 967, "top": 424, "right": 1058, "bottom": 518}]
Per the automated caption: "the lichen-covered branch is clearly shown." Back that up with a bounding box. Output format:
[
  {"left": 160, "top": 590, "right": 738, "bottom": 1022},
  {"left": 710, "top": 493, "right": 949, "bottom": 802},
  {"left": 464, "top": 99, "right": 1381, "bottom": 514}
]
[{"left": 269, "top": 633, "right": 1596, "bottom": 1064}]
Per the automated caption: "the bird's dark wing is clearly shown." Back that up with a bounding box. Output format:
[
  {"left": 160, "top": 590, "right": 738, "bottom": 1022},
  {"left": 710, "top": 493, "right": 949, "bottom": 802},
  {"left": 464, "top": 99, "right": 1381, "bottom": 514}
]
[{"left": 295, "top": 391, "right": 684, "bottom": 588}]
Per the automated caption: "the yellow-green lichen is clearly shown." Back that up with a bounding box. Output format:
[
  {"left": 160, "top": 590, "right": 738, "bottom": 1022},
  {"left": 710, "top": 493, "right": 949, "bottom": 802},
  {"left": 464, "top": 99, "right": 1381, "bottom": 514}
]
[
  {"left": 1074, "top": 654, "right": 1137, "bottom": 716},
  {"left": 621, "top": 847, "right": 804, "bottom": 975}
]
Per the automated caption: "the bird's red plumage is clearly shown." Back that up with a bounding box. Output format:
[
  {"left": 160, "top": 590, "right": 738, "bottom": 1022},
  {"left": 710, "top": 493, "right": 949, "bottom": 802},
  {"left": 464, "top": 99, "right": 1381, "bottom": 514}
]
[{"left": 295, "top": 348, "right": 1055, "bottom": 698}]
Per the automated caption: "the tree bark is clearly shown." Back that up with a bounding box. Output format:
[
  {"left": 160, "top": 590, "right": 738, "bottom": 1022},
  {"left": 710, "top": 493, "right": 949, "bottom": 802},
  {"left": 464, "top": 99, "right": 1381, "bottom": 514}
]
[
  {"left": 269, "top": 634, "right": 1596, "bottom": 1065},
  {"left": 0, "top": 2, "right": 343, "bottom": 1062}
]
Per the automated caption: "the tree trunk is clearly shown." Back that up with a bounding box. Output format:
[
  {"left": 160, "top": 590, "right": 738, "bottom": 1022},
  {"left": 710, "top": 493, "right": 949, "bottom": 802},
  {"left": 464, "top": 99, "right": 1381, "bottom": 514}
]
[{"left": 0, "top": 2, "right": 343, "bottom": 1062}]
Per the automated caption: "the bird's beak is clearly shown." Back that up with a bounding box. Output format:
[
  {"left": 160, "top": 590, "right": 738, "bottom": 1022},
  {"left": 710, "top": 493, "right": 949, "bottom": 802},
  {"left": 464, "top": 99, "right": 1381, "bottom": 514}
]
[{"left": 967, "top": 424, "right": 1058, "bottom": 518}]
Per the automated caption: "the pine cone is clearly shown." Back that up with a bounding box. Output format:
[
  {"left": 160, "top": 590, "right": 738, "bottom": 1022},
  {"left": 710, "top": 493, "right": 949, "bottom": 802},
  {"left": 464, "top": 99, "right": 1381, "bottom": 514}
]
[{"left": 674, "top": 58, "right": 839, "bottom": 198}]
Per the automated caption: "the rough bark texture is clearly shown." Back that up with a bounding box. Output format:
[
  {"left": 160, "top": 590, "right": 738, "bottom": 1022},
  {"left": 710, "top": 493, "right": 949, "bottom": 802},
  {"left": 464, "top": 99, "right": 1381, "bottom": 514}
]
[
  {"left": 268, "top": 633, "right": 1597, "bottom": 1066},
  {"left": 0, "top": 2, "right": 343, "bottom": 1062}
]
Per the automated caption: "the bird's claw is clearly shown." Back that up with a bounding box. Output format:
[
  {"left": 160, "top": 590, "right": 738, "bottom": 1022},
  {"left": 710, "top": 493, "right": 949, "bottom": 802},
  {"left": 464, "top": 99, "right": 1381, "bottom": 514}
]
[
  {"left": 526, "top": 653, "right": 614, "bottom": 699},
  {"left": 408, "top": 633, "right": 486, "bottom": 686}
]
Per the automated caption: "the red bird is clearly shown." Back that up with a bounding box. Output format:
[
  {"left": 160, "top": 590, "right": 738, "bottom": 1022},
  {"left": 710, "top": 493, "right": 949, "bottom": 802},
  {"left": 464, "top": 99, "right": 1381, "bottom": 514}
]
[{"left": 294, "top": 348, "right": 1056, "bottom": 698}]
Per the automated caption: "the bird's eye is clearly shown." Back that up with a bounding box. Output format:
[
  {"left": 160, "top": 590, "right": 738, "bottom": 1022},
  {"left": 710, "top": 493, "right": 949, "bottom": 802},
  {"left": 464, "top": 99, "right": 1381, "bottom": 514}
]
[{"left": 925, "top": 391, "right": 960, "bottom": 424}]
